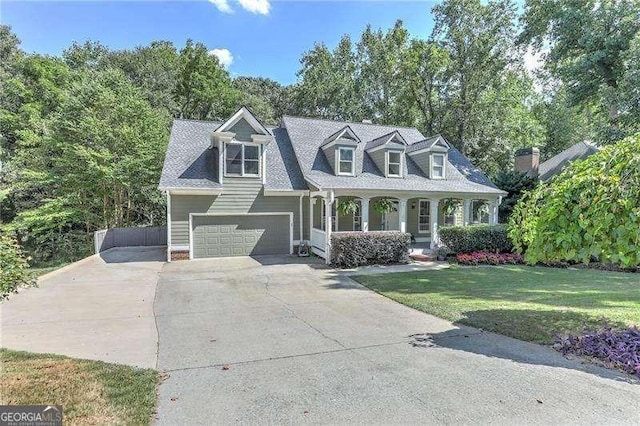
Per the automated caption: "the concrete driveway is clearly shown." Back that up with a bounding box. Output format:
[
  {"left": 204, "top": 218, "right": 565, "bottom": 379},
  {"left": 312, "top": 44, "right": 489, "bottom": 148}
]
[
  {"left": 0, "top": 247, "right": 163, "bottom": 368},
  {"left": 155, "top": 256, "right": 640, "bottom": 424}
]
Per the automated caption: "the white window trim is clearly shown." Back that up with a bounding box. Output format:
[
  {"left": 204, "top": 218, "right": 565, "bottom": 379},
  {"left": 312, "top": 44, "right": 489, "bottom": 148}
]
[
  {"left": 336, "top": 147, "right": 355, "bottom": 176},
  {"left": 431, "top": 153, "right": 446, "bottom": 179},
  {"left": 418, "top": 199, "right": 431, "bottom": 234},
  {"left": 386, "top": 150, "right": 403, "bottom": 178},
  {"left": 224, "top": 141, "right": 261, "bottom": 177}
]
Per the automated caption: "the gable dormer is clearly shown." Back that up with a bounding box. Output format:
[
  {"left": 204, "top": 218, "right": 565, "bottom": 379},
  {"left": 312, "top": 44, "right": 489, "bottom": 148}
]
[
  {"left": 321, "top": 126, "right": 360, "bottom": 176},
  {"left": 406, "top": 135, "right": 450, "bottom": 179},
  {"left": 211, "top": 107, "right": 273, "bottom": 182},
  {"left": 365, "top": 131, "right": 408, "bottom": 178}
]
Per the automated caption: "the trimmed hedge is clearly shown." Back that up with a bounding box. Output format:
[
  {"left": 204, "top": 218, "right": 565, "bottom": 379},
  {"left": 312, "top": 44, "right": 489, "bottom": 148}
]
[
  {"left": 331, "top": 231, "right": 411, "bottom": 268},
  {"left": 439, "top": 224, "right": 512, "bottom": 254}
]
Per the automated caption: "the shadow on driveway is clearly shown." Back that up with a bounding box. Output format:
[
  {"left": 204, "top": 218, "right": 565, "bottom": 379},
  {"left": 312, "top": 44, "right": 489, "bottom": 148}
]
[{"left": 99, "top": 246, "right": 166, "bottom": 264}]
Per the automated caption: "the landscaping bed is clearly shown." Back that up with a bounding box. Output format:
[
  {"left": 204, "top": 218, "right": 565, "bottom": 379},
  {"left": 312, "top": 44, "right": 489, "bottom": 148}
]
[{"left": 0, "top": 349, "right": 159, "bottom": 425}]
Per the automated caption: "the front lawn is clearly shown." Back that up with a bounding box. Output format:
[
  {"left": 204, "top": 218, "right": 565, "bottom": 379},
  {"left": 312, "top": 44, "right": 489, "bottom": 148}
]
[
  {"left": 352, "top": 265, "right": 640, "bottom": 344},
  {"left": 0, "top": 349, "right": 159, "bottom": 425}
]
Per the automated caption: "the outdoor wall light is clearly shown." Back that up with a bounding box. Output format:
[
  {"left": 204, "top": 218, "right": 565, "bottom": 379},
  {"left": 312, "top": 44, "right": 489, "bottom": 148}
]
[{"left": 411, "top": 201, "right": 416, "bottom": 209}]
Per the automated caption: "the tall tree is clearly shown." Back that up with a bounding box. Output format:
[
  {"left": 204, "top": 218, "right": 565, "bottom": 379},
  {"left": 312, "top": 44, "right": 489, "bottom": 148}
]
[
  {"left": 233, "top": 76, "right": 291, "bottom": 124},
  {"left": 431, "top": 0, "right": 518, "bottom": 154},
  {"left": 173, "top": 40, "right": 238, "bottom": 120},
  {"left": 520, "top": 0, "right": 640, "bottom": 141},
  {"left": 402, "top": 40, "right": 450, "bottom": 136},
  {"left": 293, "top": 35, "right": 361, "bottom": 121}
]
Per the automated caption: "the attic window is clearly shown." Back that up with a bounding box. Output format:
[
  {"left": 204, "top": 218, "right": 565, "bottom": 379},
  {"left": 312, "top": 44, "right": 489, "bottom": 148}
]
[
  {"left": 225, "top": 142, "right": 260, "bottom": 177},
  {"left": 431, "top": 153, "right": 445, "bottom": 179},
  {"left": 387, "top": 151, "right": 402, "bottom": 177},
  {"left": 338, "top": 147, "right": 355, "bottom": 176}
]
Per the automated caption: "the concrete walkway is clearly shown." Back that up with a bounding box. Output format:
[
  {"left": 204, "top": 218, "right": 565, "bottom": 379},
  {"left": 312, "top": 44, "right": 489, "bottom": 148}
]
[
  {"left": 155, "top": 255, "right": 640, "bottom": 425},
  {"left": 0, "top": 247, "right": 164, "bottom": 368}
]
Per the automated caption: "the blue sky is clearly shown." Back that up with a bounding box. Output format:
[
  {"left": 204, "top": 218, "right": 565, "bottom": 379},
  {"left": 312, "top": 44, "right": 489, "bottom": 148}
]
[{"left": 1, "top": 0, "right": 439, "bottom": 85}]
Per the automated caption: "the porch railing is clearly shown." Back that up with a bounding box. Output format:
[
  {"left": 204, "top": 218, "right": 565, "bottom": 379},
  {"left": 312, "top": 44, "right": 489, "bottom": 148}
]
[{"left": 310, "top": 228, "right": 326, "bottom": 256}]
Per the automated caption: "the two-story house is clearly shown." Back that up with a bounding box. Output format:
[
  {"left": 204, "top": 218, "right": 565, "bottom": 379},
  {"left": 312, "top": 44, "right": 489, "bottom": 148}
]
[{"left": 159, "top": 107, "right": 506, "bottom": 262}]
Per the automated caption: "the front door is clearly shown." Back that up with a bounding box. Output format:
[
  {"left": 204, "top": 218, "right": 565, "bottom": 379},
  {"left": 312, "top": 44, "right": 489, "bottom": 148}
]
[{"left": 383, "top": 201, "right": 400, "bottom": 231}]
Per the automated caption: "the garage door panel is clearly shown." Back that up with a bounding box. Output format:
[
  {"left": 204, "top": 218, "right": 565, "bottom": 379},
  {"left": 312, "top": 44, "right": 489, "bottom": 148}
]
[{"left": 192, "top": 215, "right": 290, "bottom": 258}]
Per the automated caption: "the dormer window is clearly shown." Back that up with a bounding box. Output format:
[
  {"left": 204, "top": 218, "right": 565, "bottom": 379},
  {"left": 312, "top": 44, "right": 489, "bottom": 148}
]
[
  {"left": 337, "top": 147, "right": 355, "bottom": 176},
  {"left": 386, "top": 150, "right": 403, "bottom": 177},
  {"left": 431, "top": 153, "right": 445, "bottom": 179},
  {"left": 225, "top": 142, "right": 261, "bottom": 177}
]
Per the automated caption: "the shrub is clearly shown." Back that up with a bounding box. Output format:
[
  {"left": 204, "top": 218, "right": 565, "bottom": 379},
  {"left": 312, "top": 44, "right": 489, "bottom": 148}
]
[
  {"left": 510, "top": 134, "right": 640, "bottom": 268},
  {"left": 439, "top": 224, "right": 512, "bottom": 254},
  {"left": 331, "top": 231, "right": 410, "bottom": 268},
  {"left": 493, "top": 170, "right": 539, "bottom": 223},
  {"left": 456, "top": 252, "right": 524, "bottom": 265},
  {"left": 554, "top": 326, "right": 640, "bottom": 377},
  {"left": 0, "top": 233, "right": 36, "bottom": 299}
]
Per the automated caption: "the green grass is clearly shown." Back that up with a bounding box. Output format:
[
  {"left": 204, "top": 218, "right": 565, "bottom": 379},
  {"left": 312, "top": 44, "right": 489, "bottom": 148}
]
[
  {"left": 0, "top": 349, "right": 159, "bottom": 425},
  {"left": 352, "top": 265, "right": 640, "bottom": 344}
]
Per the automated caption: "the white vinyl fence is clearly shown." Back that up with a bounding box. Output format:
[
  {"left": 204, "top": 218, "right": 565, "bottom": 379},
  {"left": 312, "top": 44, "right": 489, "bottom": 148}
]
[{"left": 94, "top": 226, "right": 167, "bottom": 253}]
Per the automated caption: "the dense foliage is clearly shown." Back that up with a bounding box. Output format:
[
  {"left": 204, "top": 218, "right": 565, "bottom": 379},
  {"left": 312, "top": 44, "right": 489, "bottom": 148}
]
[
  {"left": 456, "top": 252, "right": 523, "bottom": 266},
  {"left": 0, "top": 233, "right": 35, "bottom": 299},
  {"left": 331, "top": 231, "right": 410, "bottom": 268},
  {"left": 493, "top": 170, "right": 539, "bottom": 222},
  {"left": 439, "top": 225, "right": 512, "bottom": 254},
  {"left": 554, "top": 326, "right": 640, "bottom": 377},
  {"left": 509, "top": 134, "right": 640, "bottom": 268}
]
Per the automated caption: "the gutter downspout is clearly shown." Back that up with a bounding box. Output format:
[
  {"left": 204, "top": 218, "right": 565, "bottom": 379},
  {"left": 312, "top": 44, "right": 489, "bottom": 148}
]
[{"left": 166, "top": 191, "right": 171, "bottom": 262}]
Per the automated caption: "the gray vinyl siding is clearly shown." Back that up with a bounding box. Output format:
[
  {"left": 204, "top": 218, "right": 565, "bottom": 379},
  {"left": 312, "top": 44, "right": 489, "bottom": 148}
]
[
  {"left": 368, "top": 150, "right": 386, "bottom": 176},
  {"left": 409, "top": 151, "right": 431, "bottom": 176},
  {"left": 322, "top": 146, "right": 336, "bottom": 174},
  {"left": 228, "top": 118, "right": 255, "bottom": 141},
  {"left": 170, "top": 177, "right": 305, "bottom": 247}
]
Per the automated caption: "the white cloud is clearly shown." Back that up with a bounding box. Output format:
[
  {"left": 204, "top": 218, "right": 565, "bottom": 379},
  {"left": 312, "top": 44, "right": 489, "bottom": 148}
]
[
  {"left": 237, "top": 0, "right": 270, "bottom": 15},
  {"left": 208, "top": 0, "right": 233, "bottom": 14},
  {"left": 523, "top": 47, "right": 546, "bottom": 76},
  {"left": 208, "top": 48, "right": 234, "bottom": 68}
]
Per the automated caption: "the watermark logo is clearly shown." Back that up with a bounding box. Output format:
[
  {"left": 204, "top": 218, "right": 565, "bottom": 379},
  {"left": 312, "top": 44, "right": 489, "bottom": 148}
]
[{"left": 0, "top": 405, "right": 62, "bottom": 426}]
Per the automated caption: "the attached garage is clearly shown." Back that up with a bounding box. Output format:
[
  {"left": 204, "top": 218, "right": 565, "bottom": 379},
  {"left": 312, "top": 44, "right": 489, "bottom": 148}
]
[{"left": 190, "top": 213, "right": 293, "bottom": 259}]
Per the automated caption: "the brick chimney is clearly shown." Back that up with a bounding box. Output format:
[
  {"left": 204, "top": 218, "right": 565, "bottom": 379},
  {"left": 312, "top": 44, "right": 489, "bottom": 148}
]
[{"left": 514, "top": 147, "right": 540, "bottom": 177}]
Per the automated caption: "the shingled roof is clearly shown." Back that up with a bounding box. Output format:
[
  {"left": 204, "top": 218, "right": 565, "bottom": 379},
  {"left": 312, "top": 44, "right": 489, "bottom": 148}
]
[
  {"left": 538, "top": 141, "right": 599, "bottom": 182},
  {"left": 160, "top": 115, "right": 504, "bottom": 196}
]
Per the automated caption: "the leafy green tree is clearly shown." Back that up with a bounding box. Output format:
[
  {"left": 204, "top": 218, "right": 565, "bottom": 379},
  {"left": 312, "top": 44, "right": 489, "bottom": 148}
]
[
  {"left": 233, "top": 76, "right": 291, "bottom": 124},
  {"left": 356, "top": 20, "right": 411, "bottom": 125},
  {"left": 174, "top": 39, "right": 238, "bottom": 120},
  {"left": 293, "top": 35, "right": 362, "bottom": 121},
  {"left": 0, "top": 232, "right": 35, "bottom": 299},
  {"left": 431, "top": 0, "right": 518, "bottom": 154},
  {"left": 520, "top": 0, "right": 640, "bottom": 141},
  {"left": 402, "top": 40, "right": 450, "bottom": 136},
  {"left": 6, "top": 67, "right": 169, "bottom": 261},
  {"left": 509, "top": 133, "right": 640, "bottom": 268}
]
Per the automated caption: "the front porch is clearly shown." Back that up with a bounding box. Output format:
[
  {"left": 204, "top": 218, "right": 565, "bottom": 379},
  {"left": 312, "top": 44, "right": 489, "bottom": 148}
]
[{"left": 309, "top": 191, "right": 500, "bottom": 263}]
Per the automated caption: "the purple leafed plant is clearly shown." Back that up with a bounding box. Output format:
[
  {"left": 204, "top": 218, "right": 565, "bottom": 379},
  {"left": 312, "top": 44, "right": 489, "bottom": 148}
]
[{"left": 554, "top": 326, "right": 640, "bottom": 377}]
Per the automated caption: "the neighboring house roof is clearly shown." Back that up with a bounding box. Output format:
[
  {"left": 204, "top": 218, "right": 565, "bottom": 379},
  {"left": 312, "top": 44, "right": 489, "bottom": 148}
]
[
  {"left": 538, "top": 141, "right": 599, "bottom": 182},
  {"left": 160, "top": 113, "right": 504, "bottom": 196}
]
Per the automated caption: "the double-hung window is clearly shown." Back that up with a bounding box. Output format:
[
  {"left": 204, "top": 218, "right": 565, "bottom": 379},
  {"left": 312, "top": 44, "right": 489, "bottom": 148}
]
[
  {"left": 338, "top": 147, "right": 355, "bottom": 175},
  {"left": 387, "top": 151, "right": 402, "bottom": 177},
  {"left": 431, "top": 154, "right": 445, "bottom": 179},
  {"left": 225, "top": 143, "right": 260, "bottom": 176},
  {"left": 418, "top": 200, "right": 430, "bottom": 233}
]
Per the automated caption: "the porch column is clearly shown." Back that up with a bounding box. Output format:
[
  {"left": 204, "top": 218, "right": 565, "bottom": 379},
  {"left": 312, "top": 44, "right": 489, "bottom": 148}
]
[
  {"left": 399, "top": 199, "right": 408, "bottom": 233},
  {"left": 324, "top": 193, "right": 334, "bottom": 264},
  {"left": 430, "top": 198, "right": 441, "bottom": 249},
  {"left": 489, "top": 198, "right": 499, "bottom": 225},
  {"left": 361, "top": 197, "right": 370, "bottom": 232},
  {"left": 463, "top": 199, "right": 472, "bottom": 226},
  {"left": 309, "top": 197, "right": 314, "bottom": 241}
]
